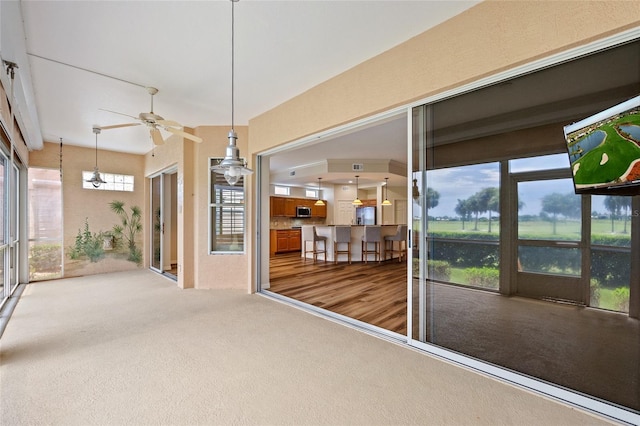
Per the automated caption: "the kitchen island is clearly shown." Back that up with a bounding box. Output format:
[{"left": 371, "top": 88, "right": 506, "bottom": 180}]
[{"left": 301, "top": 225, "right": 404, "bottom": 262}]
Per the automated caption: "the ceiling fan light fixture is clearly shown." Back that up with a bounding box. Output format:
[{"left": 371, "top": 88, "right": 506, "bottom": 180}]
[
  {"left": 211, "top": 0, "right": 253, "bottom": 186},
  {"left": 382, "top": 177, "right": 392, "bottom": 206}
]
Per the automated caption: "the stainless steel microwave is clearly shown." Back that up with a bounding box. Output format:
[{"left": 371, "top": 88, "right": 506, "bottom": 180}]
[{"left": 296, "top": 206, "right": 312, "bottom": 217}]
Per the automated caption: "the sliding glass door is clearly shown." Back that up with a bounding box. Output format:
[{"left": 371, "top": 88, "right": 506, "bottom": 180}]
[
  {"left": 409, "top": 38, "right": 640, "bottom": 416},
  {"left": 150, "top": 170, "right": 178, "bottom": 278}
]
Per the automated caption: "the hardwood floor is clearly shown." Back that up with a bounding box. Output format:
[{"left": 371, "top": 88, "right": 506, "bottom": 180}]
[{"left": 269, "top": 252, "right": 407, "bottom": 334}]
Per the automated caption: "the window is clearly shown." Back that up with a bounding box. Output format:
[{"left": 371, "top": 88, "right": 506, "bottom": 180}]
[
  {"left": 274, "top": 186, "right": 290, "bottom": 196},
  {"left": 28, "top": 168, "right": 63, "bottom": 281},
  {"left": 425, "top": 162, "right": 501, "bottom": 289},
  {"left": 305, "top": 189, "right": 318, "bottom": 198},
  {"left": 210, "top": 159, "right": 246, "bottom": 253},
  {"left": 82, "top": 171, "right": 134, "bottom": 191}
]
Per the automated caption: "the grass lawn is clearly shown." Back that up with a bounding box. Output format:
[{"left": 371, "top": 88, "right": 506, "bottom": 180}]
[{"left": 427, "top": 218, "right": 631, "bottom": 244}]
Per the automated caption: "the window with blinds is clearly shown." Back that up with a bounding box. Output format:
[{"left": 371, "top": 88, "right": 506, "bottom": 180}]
[{"left": 210, "top": 159, "right": 246, "bottom": 253}]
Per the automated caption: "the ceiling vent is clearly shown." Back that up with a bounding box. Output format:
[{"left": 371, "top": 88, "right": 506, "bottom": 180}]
[{"left": 352, "top": 163, "right": 364, "bottom": 171}]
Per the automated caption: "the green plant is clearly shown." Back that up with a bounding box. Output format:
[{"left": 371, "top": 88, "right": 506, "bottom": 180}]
[
  {"left": 590, "top": 279, "right": 601, "bottom": 307},
  {"left": 464, "top": 267, "right": 499, "bottom": 289},
  {"left": 29, "top": 243, "right": 62, "bottom": 279},
  {"left": 613, "top": 287, "right": 630, "bottom": 312},
  {"left": 110, "top": 200, "right": 143, "bottom": 264},
  {"left": 427, "top": 260, "right": 451, "bottom": 281},
  {"left": 68, "top": 218, "right": 105, "bottom": 262}
]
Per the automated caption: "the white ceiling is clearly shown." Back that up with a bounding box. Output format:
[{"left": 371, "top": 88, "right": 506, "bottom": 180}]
[{"left": 16, "top": 0, "right": 479, "bottom": 159}]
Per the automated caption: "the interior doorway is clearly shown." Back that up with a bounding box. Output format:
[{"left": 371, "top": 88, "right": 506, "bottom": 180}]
[{"left": 150, "top": 169, "right": 178, "bottom": 279}]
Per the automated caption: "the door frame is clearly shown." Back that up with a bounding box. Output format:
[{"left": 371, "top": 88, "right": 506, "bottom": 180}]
[
  {"left": 149, "top": 167, "right": 178, "bottom": 277},
  {"left": 509, "top": 168, "right": 590, "bottom": 304}
]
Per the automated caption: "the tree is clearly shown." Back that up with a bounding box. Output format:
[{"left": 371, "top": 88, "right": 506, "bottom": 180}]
[
  {"left": 606, "top": 196, "right": 633, "bottom": 234},
  {"left": 604, "top": 195, "right": 622, "bottom": 233},
  {"left": 425, "top": 187, "right": 440, "bottom": 211},
  {"left": 455, "top": 198, "right": 472, "bottom": 230},
  {"left": 467, "top": 194, "right": 482, "bottom": 231},
  {"left": 621, "top": 197, "right": 632, "bottom": 234},
  {"left": 541, "top": 192, "right": 577, "bottom": 234},
  {"left": 477, "top": 187, "right": 499, "bottom": 233}
]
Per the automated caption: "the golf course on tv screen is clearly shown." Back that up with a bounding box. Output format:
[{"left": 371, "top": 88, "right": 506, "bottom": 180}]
[{"left": 564, "top": 95, "right": 640, "bottom": 195}]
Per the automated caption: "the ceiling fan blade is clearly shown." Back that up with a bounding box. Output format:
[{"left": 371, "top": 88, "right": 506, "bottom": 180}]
[
  {"left": 156, "top": 119, "right": 182, "bottom": 128},
  {"left": 150, "top": 128, "right": 165, "bottom": 146},
  {"left": 164, "top": 126, "right": 203, "bottom": 143},
  {"left": 99, "top": 123, "right": 141, "bottom": 130},
  {"left": 99, "top": 108, "right": 139, "bottom": 121}
]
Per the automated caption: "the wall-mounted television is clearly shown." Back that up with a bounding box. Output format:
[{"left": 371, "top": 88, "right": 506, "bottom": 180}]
[{"left": 563, "top": 95, "right": 640, "bottom": 195}]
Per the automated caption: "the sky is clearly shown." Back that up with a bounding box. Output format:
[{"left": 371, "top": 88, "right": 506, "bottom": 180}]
[{"left": 420, "top": 153, "right": 610, "bottom": 217}]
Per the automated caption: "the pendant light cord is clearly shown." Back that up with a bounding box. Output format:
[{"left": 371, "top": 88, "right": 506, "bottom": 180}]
[
  {"left": 95, "top": 132, "right": 99, "bottom": 168},
  {"left": 231, "top": 0, "right": 236, "bottom": 132}
]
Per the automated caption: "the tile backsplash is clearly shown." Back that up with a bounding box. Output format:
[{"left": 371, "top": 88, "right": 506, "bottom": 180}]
[{"left": 270, "top": 217, "right": 326, "bottom": 229}]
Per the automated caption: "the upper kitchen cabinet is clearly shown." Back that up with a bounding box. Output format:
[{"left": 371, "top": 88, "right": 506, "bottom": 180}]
[
  {"left": 270, "top": 196, "right": 327, "bottom": 218},
  {"left": 270, "top": 197, "right": 286, "bottom": 216},
  {"left": 311, "top": 202, "right": 327, "bottom": 218}
]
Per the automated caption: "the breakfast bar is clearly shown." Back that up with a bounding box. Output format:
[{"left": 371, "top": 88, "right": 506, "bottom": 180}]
[{"left": 301, "top": 225, "right": 404, "bottom": 262}]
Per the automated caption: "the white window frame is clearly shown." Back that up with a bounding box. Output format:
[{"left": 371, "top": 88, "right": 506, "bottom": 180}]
[{"left": 209, "top": 158, "right": 247, "bottom": 254}]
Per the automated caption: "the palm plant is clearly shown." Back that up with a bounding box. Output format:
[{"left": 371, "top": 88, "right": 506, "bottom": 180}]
[{"left": 109, "top": 200, "right": 142, "bottom": 263}]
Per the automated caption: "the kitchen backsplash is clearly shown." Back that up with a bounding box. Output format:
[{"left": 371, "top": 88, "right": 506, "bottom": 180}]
[{"left": 270, "top": 217, "right": 326, "bottom": 229}]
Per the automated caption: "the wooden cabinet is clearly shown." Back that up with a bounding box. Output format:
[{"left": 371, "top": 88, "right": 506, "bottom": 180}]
[
  {"left": 270, "top": 196, "right": 327, "bottom": 218},
  {"left": 270, "top": 229, "right": 302, "bottom": 255},
  {"left": 312, "top": 202, "right": 327, "bottom": 218},
  {"left": 270, "top": 197, "right": 285, "bottom": 216},
  {"left": 284, "top": 198, "right": 297, "bottom": 217}
]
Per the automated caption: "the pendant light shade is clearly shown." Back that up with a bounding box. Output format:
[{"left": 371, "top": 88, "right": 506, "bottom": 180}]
[
  {"left": 352, "top": 175, "right": 363, "bottom": 206},
  {"left": 412, "top": 178, "right": 420, "bottom": 200},
  {"left": 86, "top": 126, "right": 105, "bottom": 188},
  {"left": 315, "top": 177, "right": 325, "bottom": 206},
  {"left": 381, "top": 177, "right": 392, "bottom": 206},
  {"left": 211, "top": 0, "right": 253, "bottom": 186}
]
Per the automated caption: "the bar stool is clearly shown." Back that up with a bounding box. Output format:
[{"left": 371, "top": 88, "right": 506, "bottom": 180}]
[
  {"left": 333, "top": 226, "right": 352, "bottom": 264},
  {"left": 384, "top": 225, "right": 407, "bottom": 262},
  {"left": 303, "top": 226, "right": 327, "bottom": 263},
  {"left": 361, "top": 225, "right": 381, "bottom": 263}
]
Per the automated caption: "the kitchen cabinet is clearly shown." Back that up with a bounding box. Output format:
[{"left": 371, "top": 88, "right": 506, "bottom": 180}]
[
  {"left": 312, "top": 202, "right": 327, "bottom": 218},
  {"left": 284, "top": 198, "right": 297, "bottom": 217},
  {"left": 270, "top": 229, "right": 302, "bottom": 255},
  {"left": 270, "top": 197, "right": 327, "bottom": 218},
  {"left": 270, "top": 197, "right": 285, "bottom": 216}
]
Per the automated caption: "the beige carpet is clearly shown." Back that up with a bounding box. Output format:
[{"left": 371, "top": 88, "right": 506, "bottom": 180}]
[{"left": 0, "top": 270, "right": 614, "bottom": 425}]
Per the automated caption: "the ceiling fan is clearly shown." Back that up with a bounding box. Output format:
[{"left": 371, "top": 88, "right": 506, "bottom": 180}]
[{"left": 100, "top": 86, "right": 203, "bottom": 145}]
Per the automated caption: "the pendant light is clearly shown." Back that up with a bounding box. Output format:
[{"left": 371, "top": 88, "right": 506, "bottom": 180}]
[
  {"left": 314, "top": 178, "right": 325, "bottom": 206},
  {"left": 86, "top": 126, "right": 105, "bottom": 188},
  {"left": 211, "top": 0, "right": 253, "bottom": 186},
  {"left": 382, "top": 177, "right": 392, "bottom": 206},
  {"left": 352, "top": 175, "right": 363, "bottom": 206},
  {"left": 412, "top": 178, "right": 420, "bottom": 200}
]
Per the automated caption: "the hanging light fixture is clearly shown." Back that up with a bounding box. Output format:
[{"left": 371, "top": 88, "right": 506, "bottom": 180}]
[
  {"left": 382, "top": 177, "right": 392, "bottom": 206},
  {"left": 352, "top": 175, "right": 363, "bottom": 206},
  {"left": 86, "top": 126, "right": 106, "bottom": 188},
  {"left": 211, "top": 0, "right": 253, "bottom": 186},
  {"left": 315, "top": 178, "right": 325, "bottom": 206}
]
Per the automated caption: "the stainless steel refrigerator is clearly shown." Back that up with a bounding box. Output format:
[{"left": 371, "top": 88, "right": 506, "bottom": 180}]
[{"left": 355, "top": 207, "right": 376, "bottom": 225}]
